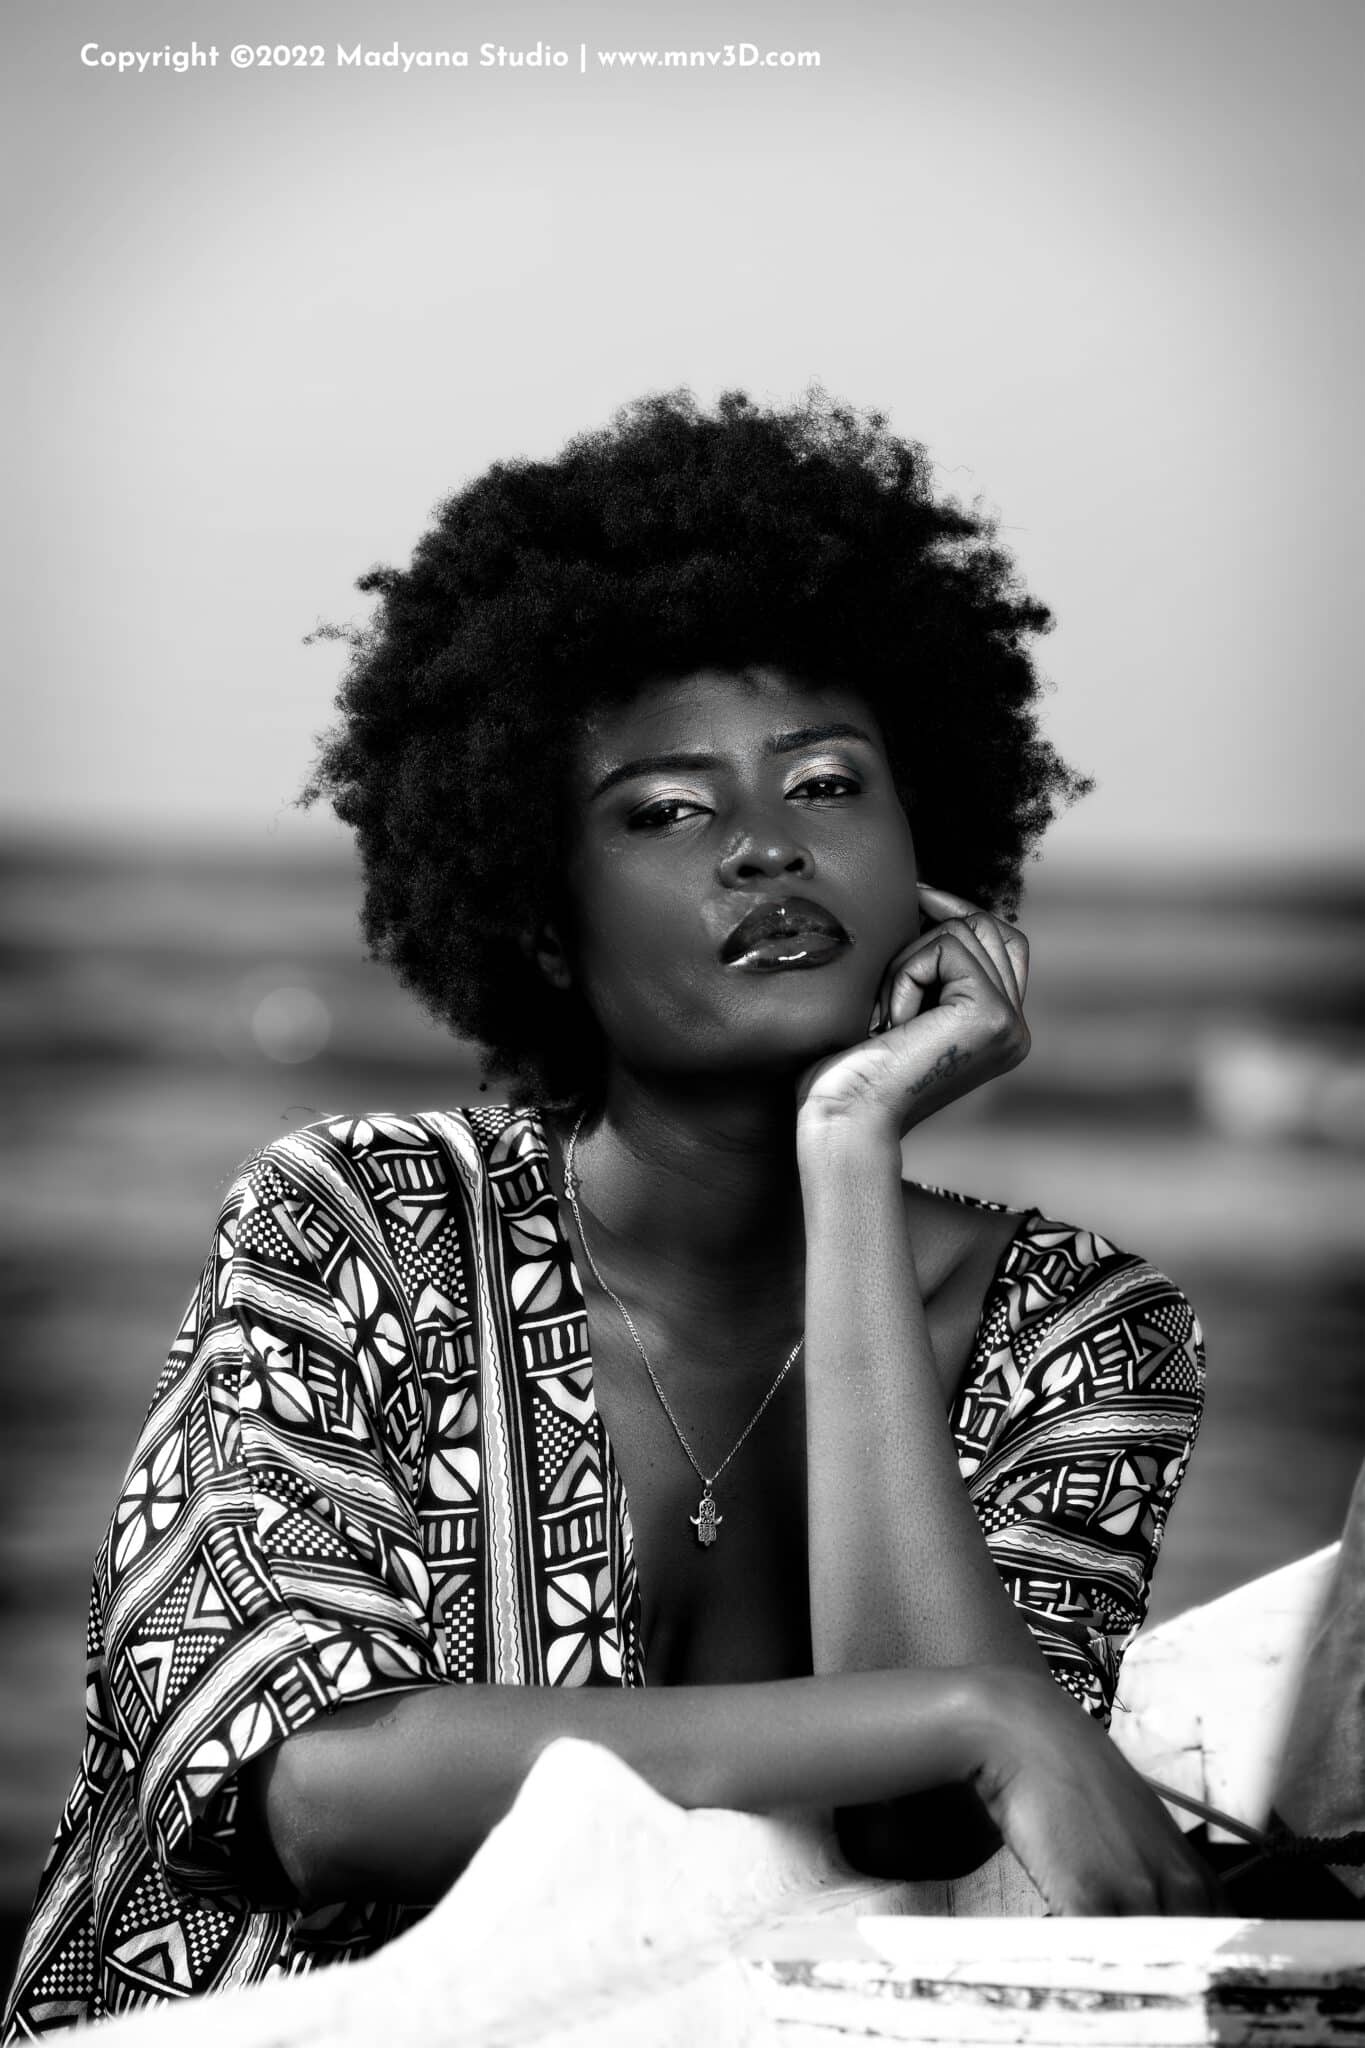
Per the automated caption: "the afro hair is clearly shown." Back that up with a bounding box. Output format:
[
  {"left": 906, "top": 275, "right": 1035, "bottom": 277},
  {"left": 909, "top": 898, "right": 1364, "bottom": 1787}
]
[{"left": 303, "top": 388, "right": 1091, "bottom": 1110}]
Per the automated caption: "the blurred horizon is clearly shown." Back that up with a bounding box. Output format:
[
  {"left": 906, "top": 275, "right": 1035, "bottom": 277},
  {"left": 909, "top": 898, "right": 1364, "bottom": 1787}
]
[{"left": 8, "top": 822, "right": 1365, "bottom": 888}]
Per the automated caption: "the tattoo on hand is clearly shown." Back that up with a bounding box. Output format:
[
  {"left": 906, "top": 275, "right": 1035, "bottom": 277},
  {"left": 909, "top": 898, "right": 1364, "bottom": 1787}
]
[{"left": 909, "top": 1045, "right": 968, "bottom": 1096}]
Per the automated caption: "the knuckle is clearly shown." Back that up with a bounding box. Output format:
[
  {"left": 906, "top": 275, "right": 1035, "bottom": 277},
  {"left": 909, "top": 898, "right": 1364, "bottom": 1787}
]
[{"left": 986, "top": 1005, "right": 1027, "bottom": 1058}]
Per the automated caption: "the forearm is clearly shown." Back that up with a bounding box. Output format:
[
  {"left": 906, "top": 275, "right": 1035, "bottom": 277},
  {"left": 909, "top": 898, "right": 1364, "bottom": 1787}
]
[
  {"left": 799, "top": 1115, "right": 1048, "bottom": 1678},
  {"left": 251, "top": 1668, "right": 984, "bottom": 1907}
]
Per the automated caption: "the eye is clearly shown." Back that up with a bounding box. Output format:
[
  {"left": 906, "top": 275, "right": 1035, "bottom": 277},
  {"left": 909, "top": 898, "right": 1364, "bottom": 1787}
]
[
  {"left": 626, "top": 795, "right": 710, "bottom": 832},
  {"left": 788, "top": 768, "right": 862, "bottom": 802}
]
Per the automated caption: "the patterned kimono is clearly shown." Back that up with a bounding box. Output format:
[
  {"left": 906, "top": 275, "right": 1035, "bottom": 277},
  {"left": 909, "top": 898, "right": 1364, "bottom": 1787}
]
[{"left": 3, "top": 1105, "right": 1205, "bottom": 2034}]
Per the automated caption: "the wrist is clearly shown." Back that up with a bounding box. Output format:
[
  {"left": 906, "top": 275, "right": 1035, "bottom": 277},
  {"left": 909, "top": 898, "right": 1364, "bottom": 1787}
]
[
  {"left": 796, "top": 1096, "right": 902, "bottom": 1165},
  {"left": 955, "top": 1665, "right": 1067, "bottom": 1801}
]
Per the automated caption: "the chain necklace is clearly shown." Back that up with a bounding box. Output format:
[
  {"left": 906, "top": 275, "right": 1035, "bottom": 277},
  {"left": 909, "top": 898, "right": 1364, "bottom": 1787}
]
[{"left": 562, "top": 1111, "right": 804, "bottom": 1549}]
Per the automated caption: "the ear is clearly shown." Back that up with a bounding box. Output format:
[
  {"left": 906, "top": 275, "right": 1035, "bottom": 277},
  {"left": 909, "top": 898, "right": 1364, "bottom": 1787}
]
[{"left": 521, "top": 920, "right": 573, "bottom": 992}]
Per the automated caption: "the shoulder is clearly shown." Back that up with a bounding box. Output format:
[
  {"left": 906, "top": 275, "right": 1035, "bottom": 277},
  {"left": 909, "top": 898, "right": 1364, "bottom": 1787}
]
[
  {"left": 909, "top": 1178, "right": 1204, "bottom": 1423},
  {"left": 207, "top": 1107, "right": 549, "bottom": 1308},
  {"left": 961, "top": 1204, "right": 1205, "bottom": 1470},
  {"left": 999, "top": 1211, "right": 1205, "bottom": 1374},
  {"left": 221, "top": 1104, "right": 544, "bottom": 1216},
  {"left": 907, "top": 1174, "right": 1201, "bottom": 1341}
]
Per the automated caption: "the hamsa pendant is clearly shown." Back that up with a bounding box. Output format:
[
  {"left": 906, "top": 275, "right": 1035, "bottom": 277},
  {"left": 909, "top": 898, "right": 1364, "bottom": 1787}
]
[{"left": 690, "top": 1488, "right": 722, "bottom": 1547}]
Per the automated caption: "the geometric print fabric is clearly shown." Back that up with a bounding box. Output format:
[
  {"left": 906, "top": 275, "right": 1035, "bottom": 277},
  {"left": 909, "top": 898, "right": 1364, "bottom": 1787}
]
[{"left": 3, "top": 1105, "right": 1204, "bottom": 2035}]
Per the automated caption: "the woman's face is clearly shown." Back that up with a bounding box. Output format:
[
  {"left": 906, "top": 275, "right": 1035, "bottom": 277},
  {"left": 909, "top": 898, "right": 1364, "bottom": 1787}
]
[{"left": 546, "top": 667, "right": 921, "bottom": 1083}]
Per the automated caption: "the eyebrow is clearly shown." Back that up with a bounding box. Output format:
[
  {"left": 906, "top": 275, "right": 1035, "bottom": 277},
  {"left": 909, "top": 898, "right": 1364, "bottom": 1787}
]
[{"left": 587, "top": 722, "right": 876, "bottom": 801}]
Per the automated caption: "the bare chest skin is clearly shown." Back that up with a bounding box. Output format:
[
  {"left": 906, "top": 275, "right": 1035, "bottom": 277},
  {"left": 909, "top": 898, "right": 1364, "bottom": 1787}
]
[{"left": 569, "top": 1183, "right": 1026, "bottom": 1688}]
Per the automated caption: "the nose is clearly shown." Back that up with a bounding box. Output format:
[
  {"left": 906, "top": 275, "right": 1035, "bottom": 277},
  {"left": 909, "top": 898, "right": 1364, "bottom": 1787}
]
[{"left": 717, "top": 820, "right": 814, "bottom": 887}]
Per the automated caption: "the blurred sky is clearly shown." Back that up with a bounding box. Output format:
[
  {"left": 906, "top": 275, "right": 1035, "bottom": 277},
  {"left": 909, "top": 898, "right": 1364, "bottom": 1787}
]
[{"left": 5, "top": 0, "right": 1362, "bottom": 870}]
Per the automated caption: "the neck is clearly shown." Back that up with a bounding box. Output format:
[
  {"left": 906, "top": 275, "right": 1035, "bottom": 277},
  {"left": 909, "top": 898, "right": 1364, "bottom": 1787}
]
[{"left": 553, "top": 1067, "right": 806, "bottom": 1291}]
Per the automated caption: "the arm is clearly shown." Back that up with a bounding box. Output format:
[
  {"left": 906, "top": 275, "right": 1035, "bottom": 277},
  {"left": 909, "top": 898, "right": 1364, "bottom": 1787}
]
[
  {"left": 247, "top": 1666, "right": 979, "bottom": 1906},
  {"left": 796, "top": 885, "right": 1205, "bottom": 1883},
  {"left": 799, "top": 1142, "right": 1208, "bottom": 1739},
  {"left": 796, "top": 887, "right": 1048, "bottom": 1872},
  {"left": 798, "top": 1118, "right": 1051, "bottom": 1876},
  {"left": 247, "top": 1659, "right": 1219, "bottom": 1918},
  {"left": 799, "top": 1119, "right": 1051, "bottom": 1679}
]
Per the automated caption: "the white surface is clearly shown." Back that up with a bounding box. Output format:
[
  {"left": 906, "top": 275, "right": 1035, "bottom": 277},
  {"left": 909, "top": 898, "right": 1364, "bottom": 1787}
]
[{"left": 1113, "top": 1546, "right": 1341, "bottom": 1839}]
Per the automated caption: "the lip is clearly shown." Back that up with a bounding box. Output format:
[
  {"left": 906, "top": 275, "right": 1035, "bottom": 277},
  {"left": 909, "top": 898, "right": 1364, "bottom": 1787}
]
[{"left": 719, "top": 897, "right": 852, "bottom": 971}]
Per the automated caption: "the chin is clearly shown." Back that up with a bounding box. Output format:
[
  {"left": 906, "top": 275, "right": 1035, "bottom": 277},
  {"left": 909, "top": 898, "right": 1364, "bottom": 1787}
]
[
  {"left": 726, "top": 991, "right": 869, "bottom": 1072},
  {"left": 617, "top": 972, "right": 875, "bottom": 1084}
]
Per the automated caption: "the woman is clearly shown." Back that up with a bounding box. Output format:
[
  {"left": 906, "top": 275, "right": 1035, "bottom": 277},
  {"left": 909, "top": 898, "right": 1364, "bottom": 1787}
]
[{"left": 3, "top": 391, "right": 1216, "bottom": 2034}]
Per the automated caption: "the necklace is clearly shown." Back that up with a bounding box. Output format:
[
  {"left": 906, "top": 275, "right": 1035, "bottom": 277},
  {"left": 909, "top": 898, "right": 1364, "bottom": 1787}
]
[{"left": 562, "top": 1111, "right": 804, "bottom": 1549}]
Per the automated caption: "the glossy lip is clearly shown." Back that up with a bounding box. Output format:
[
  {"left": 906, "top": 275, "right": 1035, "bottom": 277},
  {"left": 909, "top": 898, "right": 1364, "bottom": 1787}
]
[{"left": 719, "top": 897, "right": 852, "bottom": 970}]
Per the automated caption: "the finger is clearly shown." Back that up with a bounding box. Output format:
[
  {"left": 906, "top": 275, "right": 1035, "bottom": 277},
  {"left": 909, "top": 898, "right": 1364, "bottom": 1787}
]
[
  {"left": 1003, "top": 924, "right": 1029, "bottom": 1005},
  {"left": 886, "top": 922, "right": 1014, "bottom": 1025},
  {"left": 874, "top": 914, "right": 1022, "bottom": 1037},
  {"left": 868, "top": 926, "right": 947, "bottom": 1034},
  {"left": 869, "top": 949, "right": 932, "bottom": 1035},
  {"left": 919, "top": 883, "right": 1029, "bottom": 1005},
  {"left": 970, "top": 913, "right": 1028, "bottom": 1006},
  {"left": 961, "top": 914, "right": 1024, "bottom": 1008},
  {"left": 916, "top": 881, "right": 989, "bottom": 919},
  {"left": 868, "top": 938, "right": 941, "bottom": 1034}
]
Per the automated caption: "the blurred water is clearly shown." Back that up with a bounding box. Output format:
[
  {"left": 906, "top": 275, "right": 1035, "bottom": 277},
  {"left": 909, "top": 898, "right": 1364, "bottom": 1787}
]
[{"left": 2, "top": 840, "right": 1363, "bottom": 1932}]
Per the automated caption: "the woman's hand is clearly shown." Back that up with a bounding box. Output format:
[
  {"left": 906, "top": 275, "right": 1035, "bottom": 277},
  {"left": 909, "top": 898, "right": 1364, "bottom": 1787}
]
[
  {"left": 966, "top": 1667, "right": 1224, "bottom": 1916},
  {"left": 797, "top": 882, "right": 1030, "bottom": 1143}
]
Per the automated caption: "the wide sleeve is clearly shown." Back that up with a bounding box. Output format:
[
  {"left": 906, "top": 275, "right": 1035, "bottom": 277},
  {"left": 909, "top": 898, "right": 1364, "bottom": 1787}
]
[
  {"left": 95, "top": 1133, "right": 447, "bottom": 1897},
  {"left": 960, "top": 1234, "right": 1205, "bottom": 1726}
]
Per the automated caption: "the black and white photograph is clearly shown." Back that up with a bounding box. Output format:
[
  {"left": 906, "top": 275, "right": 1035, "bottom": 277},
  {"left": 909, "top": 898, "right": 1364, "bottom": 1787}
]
[{"left": 4, "top": 1, "right": 1364, "bottom": 2039}]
